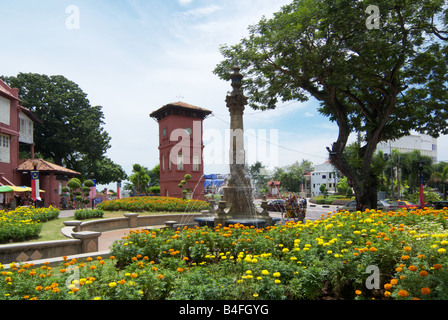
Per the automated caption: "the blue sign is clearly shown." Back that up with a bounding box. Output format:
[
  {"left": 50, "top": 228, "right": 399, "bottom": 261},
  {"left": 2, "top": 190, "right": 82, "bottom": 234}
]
[{"left": 93, "top": 197, "right": 102, "bottom": 204}]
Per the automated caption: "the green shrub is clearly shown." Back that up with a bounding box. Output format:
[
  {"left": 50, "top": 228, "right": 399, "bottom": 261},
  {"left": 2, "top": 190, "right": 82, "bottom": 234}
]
[
  {"left": 74, "top": 209, "right": 104, "bottom": 220},
  {"left": 97, "top": 196, "right": 209, "bottom": 213}
]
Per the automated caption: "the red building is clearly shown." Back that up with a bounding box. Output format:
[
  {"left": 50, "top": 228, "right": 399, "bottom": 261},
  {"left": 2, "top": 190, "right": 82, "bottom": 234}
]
[
  {"left": 0, "top": 79, "right": 80, "bottom": 208},
  {"left": 150, "top": 102, "right": 211, "bottom": 200}
]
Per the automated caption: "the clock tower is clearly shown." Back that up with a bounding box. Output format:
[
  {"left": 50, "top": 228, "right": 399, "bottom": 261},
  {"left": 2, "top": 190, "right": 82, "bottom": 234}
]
[{"left": 150, "top": 102, "right": 212, "bottom": 200}]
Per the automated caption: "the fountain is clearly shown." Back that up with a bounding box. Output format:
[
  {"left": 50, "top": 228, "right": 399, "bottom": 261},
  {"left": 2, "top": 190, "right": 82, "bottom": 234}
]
[{"left": 195, "top": 66, "right": 274, "bottom": 228}]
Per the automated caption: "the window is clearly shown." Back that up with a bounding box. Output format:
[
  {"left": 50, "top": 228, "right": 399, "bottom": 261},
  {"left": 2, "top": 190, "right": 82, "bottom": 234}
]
[
  {"left": 322, "top": 175, "right": 326, "bottom": 179},
  {"left": 168, "top": 154, "right": 172, "bottom": 171},
  {"left": 0, "top": 97, "right": 10, "bottom": 125},
  {"left": 177, "top": 152, "right": 184, "bottom": 171},
  {"left": 193, "top": 153, "right": 199, "bottom": 171},
  {"left": 0, "top": 134, "right": 10, "bottom": 163},
  {"left": 161, "top": 154, "right": 165, "bottom": 171}
]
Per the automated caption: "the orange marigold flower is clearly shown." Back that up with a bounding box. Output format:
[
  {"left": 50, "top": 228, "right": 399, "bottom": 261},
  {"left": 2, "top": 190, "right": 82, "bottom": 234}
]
[
  {"left": 419, "top": 270, "right": 429, "bottom": 277},
  {"left": 401, "top": 255, "right": 410, "bottom": 261},
  {"left": 355, "top": 290, "right": 362, "bottom": 295},
  {"left": 398, "top": 290, "right": 409, "bottom": 297},
  {"left": 433, "top": 264, "right": 443, "bottom": 270},
  {"left": 369, "top": 247, "right": 378, "bottom": 252},
  {"left": 421, "top": 287, "right": 431, "bottom": 295},
  {"left": 384, "top": 291, "right": 391, "bottom": 297},
  {"left": 403, "top": 246, "right": 412, "bottom": 252},
  {"left": 408, "top": 265, "right": 418, "bottom": 271},
  {"left": 390, "top": 279, "right": 398, "bottom": 285},
  {"left": 418, "top": 254, "right": 425, "bottom": 259},
  {"left": 395, "top": 267, "right": 403, "bottom": 272},
  {"left": 384, "top": 283, "right": 393, "bottom": 290}
]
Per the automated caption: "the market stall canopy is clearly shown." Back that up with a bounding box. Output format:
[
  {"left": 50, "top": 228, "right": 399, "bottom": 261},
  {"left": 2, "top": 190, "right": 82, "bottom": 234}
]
[
  {"left": 11, "top": 186, "right": 31, "bottom": 192},
  {"left": 0, "top": 186, "right": 13, "bottom": 192}
]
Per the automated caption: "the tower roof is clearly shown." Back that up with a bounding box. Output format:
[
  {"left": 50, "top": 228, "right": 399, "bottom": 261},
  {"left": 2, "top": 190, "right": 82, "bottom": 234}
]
[{"left": 150, "top": 101, "right": 212, "bottom": 121}]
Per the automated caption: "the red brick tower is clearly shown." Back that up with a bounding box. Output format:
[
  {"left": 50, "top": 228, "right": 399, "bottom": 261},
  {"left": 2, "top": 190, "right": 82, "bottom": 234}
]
[{"left": 150, "top": 102, "right": 211, "bottom": 200}]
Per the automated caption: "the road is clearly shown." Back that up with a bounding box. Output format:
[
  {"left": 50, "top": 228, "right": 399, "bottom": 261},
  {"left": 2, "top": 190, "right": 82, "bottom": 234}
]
[{"left": 254, "top": 199, "right": 339, "bottom": 223}]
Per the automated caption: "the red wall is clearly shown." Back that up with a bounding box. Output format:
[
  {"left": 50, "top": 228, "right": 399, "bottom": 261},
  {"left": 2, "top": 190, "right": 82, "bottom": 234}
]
[
  {"left": 158, "top": 115, "right": 205, "bottom": 200},
  {"left": 0, "top": 87, "right": 20, "bottom": 186}
]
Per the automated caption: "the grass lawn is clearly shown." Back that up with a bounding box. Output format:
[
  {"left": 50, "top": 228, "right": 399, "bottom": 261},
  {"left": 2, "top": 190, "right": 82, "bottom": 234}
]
[{"left": 24, "top": 211, "right": 198, "bottom": 243}]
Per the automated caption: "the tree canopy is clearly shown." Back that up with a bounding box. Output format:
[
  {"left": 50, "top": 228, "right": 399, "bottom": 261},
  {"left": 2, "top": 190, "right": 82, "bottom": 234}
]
[
  {"left": 2, "top": 73, "right": 111, "bottom": 166},
  {"left": 2, "top": 73, "right": 125, "bottom": 184},
  {"left": 214, "top": 0, "right": 448, "bottom": 209}
]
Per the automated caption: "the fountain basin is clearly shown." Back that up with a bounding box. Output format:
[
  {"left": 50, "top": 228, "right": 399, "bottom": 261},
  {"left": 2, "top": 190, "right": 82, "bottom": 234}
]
[
  {"left": 194, "top": 216, "right": 280, "bottom": 228},
  {"left": 194, "top": 217, "right": 216, "bottom": 228}
]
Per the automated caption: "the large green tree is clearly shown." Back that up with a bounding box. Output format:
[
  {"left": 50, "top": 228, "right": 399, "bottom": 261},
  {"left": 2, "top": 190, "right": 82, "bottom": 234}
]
[
  {"left": 214, "top": 0, "right": 448, "bottom": 210},
  {"left": 2, "top": 73, "right": 111, "bottom": 166}
]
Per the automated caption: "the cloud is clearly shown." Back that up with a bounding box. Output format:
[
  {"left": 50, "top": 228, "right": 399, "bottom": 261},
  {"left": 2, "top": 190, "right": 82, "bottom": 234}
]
[
  {"left": 180, "top": 5, "right": 222, "bottom": 18},
  {"left": 305, "top": 112, "right": 314, "bottom": 117},
  {"left": 178, "top": 0, "right": 193, "bottom": 5}
]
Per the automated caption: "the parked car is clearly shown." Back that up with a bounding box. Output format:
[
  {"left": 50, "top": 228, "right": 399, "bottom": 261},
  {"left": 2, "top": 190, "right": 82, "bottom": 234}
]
[
  {"left": 390, "top": 200, "right": 417, "bottom": 209},
  {"left": 337, "top": 200, "right": 387, "bottom": 212},
  {"left": 267, "top": 199, "right": 285, "bottom": 212}
]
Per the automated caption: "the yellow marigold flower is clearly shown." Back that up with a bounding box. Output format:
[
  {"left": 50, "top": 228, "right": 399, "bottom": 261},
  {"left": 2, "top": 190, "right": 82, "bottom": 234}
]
[
  {"left": 108, "top": 282, "right": 117, "bottom": 288},
  {"left": 274, "top": 279, "right": 281, "bottom": 284},
  {"left": 262, "top": 270, "right": 269, "bottom": 276},
  {"left": 273, "top": 272, "right": 281, "bottom": 278},
  {"left": 438, "top": 248, "right": 446, "bottom": 254}
]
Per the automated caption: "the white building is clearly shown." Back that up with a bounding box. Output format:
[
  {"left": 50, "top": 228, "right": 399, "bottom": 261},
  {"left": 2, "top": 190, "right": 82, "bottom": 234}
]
[
  {"left": 377, "top": 133, "right": 437, "bottom": 163},
  {"left": 311, "top": 161, "right": 340, "bottom": 197}
]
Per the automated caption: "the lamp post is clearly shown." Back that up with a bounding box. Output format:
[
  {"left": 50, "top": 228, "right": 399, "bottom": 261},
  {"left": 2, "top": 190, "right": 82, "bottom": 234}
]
[{"left": 418, "top": 160, "right": 426, "bottom": 209}]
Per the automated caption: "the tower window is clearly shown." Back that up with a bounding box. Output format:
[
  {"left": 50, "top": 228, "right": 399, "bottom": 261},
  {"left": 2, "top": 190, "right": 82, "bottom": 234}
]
[
  {"left": 177, "top": 152, "right": 184, "bottom": 171},
  {"left": 193, "top": 153, "right": 200, "bottom": 171}
]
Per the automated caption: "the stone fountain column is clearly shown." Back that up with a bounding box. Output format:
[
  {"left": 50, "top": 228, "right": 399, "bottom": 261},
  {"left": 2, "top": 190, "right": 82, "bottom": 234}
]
[{"left": 214, "top": 66, "right": 272, "bottom": 227}]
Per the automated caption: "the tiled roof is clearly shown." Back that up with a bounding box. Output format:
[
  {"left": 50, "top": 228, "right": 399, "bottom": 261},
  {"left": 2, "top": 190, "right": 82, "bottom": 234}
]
[
  {"left": 16, "top": 159, "right": 80, "bottom": 175},
  {"left": 150, "top": 101, "right": 212, "bottom": 120},
  {"left": 0, "top": 79, "right": 20, "bottom": 101}
]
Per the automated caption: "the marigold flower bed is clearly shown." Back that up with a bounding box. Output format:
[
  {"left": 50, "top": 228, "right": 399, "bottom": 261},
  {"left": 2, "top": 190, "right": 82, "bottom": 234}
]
[
  {"left": 0, "top": 206, "right": 60, "bottom": 243},
  {"left": 2, "top": 207, "right": 448, "bottom": 300},
  {"left": 97, "top": 196, "right": 210, "bottom": 213}
]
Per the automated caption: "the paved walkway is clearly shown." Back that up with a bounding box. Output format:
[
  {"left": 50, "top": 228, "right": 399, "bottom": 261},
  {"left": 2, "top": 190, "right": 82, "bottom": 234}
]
[{"left": 59, "top": 209, "right": 141, "bottom": 251}]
